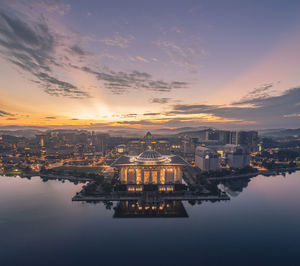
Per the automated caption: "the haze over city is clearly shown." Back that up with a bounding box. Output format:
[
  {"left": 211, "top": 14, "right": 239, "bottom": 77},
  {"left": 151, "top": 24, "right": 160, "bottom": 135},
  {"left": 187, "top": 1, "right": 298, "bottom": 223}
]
[{"left": 1, "top": 0, "right": 300, "bottom": 132}]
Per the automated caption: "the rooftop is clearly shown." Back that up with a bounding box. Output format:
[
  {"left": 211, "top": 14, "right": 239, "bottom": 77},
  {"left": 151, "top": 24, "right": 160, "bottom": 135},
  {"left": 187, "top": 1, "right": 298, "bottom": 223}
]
[{"left": 111, "top": 150, "right": 190, "bottom": 167}]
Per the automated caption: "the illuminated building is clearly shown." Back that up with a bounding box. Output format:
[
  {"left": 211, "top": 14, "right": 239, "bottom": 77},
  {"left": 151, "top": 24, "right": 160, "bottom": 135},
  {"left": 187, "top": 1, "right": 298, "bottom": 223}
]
[
  {"left": 181, "top": 137, "right": 198, "bottom": 162},
  {"left": 229, "top": 131, "right": 258, "bottom": 152},
  {"left": 116, "top": 144, "right": 126, "bottom": 154},
  {"left": 111, "top": 149, "right": 189, "bottom": 192},
  {"left": 127, "top": 132, "right": 171, "bottom": 155},
  {"left": 36, "top": 132, "right": 48, "bottom": 148},
  {"left": 195, "top": 146, "right": 220, "bottom": 171},
  {"left": 226, "top": 149, "right": 250, "bottom": 168}
]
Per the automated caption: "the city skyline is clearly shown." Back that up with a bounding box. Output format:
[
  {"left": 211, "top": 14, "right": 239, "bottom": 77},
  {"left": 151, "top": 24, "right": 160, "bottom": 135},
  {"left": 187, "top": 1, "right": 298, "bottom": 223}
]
[{"left": 1, "top": 0, "right": 300, "bottom": 130}]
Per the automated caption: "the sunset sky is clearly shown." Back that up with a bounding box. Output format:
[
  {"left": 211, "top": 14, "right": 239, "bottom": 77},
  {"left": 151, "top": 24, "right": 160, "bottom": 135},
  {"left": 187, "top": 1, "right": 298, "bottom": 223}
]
[{"left": 0, "top": 0, "right": 300, "bottom": 131}]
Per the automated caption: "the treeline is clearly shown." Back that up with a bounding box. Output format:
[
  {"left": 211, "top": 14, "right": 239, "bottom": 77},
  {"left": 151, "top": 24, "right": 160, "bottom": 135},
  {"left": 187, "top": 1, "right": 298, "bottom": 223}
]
[
  {"left": 261, "top": 138, "right": 300, "bottom": 149},
  {"left": 260, "top": 149, "right": 299, "bottom": 162},
  {"left": 40, "top": 166, "right": 101, "bottom": 178},
  {"left": 83, "top": 174, "right": 119, "bottom": 195}
]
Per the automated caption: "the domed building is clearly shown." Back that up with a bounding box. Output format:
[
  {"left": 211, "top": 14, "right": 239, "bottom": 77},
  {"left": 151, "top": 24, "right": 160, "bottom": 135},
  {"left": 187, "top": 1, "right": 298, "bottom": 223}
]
[{"left": 111, "top": 150, "right": 190, "bottom": 192}]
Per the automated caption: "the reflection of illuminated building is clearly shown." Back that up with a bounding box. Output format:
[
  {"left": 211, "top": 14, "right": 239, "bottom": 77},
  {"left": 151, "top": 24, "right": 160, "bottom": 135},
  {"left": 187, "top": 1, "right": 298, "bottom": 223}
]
[
  {"left": 218, "top": 178, "right": 251, "bottom": 197},
  {"left": 111, "top": 150, "right": 189, "bottom": 192},
  {"left": 113, "top": 200, "right": 188, "bottom": 218}
]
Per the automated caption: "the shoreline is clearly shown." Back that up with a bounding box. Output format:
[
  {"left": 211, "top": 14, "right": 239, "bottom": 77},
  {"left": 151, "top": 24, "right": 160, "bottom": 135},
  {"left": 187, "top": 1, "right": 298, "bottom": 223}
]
[
  {"left": 206, "top": 168, "right": 300, "bottom": 181},
  {"left": 72, "top": 193, "right": 230, "bottom": 202},
  {"left": 1, "top": 168, "right": 299, "bottom": 183},
  {"left": 1, "top": 173, "right": 92, "bottom": 182}
]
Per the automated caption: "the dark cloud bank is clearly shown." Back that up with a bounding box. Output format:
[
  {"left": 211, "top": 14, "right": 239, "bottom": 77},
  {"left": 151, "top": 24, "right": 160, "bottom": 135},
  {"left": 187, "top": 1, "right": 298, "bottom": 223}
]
[{"left": 170, "top": 87, "right": 300, "bottom": 127}]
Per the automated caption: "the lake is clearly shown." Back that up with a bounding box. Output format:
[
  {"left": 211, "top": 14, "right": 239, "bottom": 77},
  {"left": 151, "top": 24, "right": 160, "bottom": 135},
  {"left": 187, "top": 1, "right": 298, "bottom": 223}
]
[{"left": 1, "top": 172, "right": 300, "bottom": 266}]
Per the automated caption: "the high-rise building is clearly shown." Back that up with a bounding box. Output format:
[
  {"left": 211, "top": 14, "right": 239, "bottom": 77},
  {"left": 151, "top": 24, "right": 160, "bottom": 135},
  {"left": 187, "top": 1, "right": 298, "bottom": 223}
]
[
  {"left": 195, "top": 146, "right": 220, "bottom": 171},
  {"left": 226, "top": 149, "right": 250, "bottom": 168},
  {"left": 228, "top": 131, "right": 258, "bottom": 152}
]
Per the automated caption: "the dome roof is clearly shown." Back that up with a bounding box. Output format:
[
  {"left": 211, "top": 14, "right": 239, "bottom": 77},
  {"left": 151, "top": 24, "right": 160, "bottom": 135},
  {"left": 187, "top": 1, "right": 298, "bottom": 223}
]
[
  {"left": 138, "top": 150, "right": 162, "bottom": 159},
  {"left": 136, "top": 150, "right": 166, "bottom": 163}
]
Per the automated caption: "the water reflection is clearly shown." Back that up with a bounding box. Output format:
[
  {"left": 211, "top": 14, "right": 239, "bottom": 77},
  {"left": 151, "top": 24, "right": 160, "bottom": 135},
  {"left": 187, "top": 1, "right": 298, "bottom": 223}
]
[
  {"left": 102, "top": 176, "right": 254, "bottom": 218},
  {"left": 217, "top": 178, "right": 251, "bottom": 197},
  {"left": 1, "top": 174, "right": 300, "bottom": 266},
  {"left": 113, "top": 200, "right": 188, "bottom": 218}
]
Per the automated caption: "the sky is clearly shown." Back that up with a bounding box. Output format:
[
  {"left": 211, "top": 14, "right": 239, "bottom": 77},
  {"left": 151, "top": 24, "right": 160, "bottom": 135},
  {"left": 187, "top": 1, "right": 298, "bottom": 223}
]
[{"left": 0, "top": 0, "right": 300, "bottom": 131}]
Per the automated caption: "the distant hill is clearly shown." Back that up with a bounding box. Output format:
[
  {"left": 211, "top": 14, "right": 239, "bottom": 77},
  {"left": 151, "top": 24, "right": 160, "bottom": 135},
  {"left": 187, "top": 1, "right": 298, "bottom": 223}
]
[
  {"left": 260, "top": 128, "right": 300, "bottom": 138},
  {"left": 0, "top": 129, "right": 43, "bottom": 138},
  {"left": 154, "top": 126, "right": 210, "bottom": 135}
]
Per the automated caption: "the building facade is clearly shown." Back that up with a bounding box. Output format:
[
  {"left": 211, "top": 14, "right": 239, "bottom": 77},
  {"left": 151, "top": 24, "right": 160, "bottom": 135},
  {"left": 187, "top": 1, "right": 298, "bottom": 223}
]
[
  {"left": 195, "top": 146, "right": 220, "bottom": 171},
  {"left": 111, "top": 150, "right": 189, "bottom": 192},
  {"left": 226, "top": 150, "right": 250, "bottom": 168},
  {"left": 127, "top": 132, "right": 171, "bottom": 155}
]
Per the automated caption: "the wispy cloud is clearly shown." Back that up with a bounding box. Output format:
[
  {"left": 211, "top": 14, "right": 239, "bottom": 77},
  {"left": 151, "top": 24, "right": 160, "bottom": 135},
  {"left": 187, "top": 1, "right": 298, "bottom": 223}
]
[
  {"left": 236, "top": 83, "right": 276, "bottom": 104},
  {"left": 0, "top": 110, "right": 14, "bottom": 117},
  {"left": 151, "top": 98, "right": 171, "bottom": 104},
  {"left": 0, "top": 5, "right": 90, "bottom": 99},
  {"left": 143, "top": 112, "right": 161, "bottom": 116},
  {"left": 119, "top": 113, "right": 137, "bottom": 118},
  {"left": 0, "top": 2, "right": 190, "bottom": 99},
  {"left": 69, "top": 45, "right": 92, "bottom": 56},
  {"left": 6, "top": 0, "right": 71, "bottom": 16},
  {"left": 100, "top": 32, "right": 135, "bottom": 48},
  {"left": 154, "top": 40, "right": 199, "bottom": 67},
  {"left": 36, "top": 72, "right": 90, "bottom": 98},
  {"left": 73, "top": 66, "right": 188, "bottom": 94},
  {"left": 136, "top": 56, "right": 149, "bottom": 63}
]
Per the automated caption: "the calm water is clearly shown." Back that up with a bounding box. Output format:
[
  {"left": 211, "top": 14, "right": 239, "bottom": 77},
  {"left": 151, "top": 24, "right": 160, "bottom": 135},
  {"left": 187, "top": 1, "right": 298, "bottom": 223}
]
[{"left": 1, "top": 173, "right": 300, "bottom": 266}]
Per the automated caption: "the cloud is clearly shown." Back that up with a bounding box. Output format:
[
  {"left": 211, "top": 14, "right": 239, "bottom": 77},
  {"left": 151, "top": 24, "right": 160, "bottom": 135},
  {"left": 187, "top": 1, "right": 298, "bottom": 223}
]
[
  {"left": 119, "top": 113, "right": 137, "bottom": 118},
  {"left": 151, "top": 98, "right": 170, "bottom": 104},
  {"left": 0, "top": 6, "right": 90, "bottom": 99},
  {"left": 45, "top": 116, "right": 56, "bottom": 119},
  {"left": 136, "top": 56, "right": 149, "bottom": 63},
  {"left": 76, "top": 66, "right": 188, "bottom": 94},
  {"left": 0, "top": 11, "right": 55, "bottom": 70},
  {"left": 0, "top": 2, "right": 189, "bottom": 99},
  {"left": 171, "top": 104, "right": 218, "bottom": 113},
  {"left": 69, "top": 45, "right": 91, "bottom": 56},
  {"left": 115, "top": 115, "right": 235, "bottom": 127},
  {"left": 0, "top": 110, "right": 14, "bottom": 117},
  {"left": 143, "top": 113, "right": 161, "bottom": 116},
  {"left": 31, "top": 0, "right": 70, "bottom": 15},
  {"left": 154, "top": 40, "right": 196, "bottom": 67},
  {"left": 101, "top": 32, "right": 135, "bottom": 48},
  {"left": 237, "top": 83, "right": 275, "bottom": 103},
  {"left": 4, "top": 0, "right": 70, "bottom": 16},
  {"left": 169, "top": 87, "right": 300, "bottom": 127},
  {"left": 36, "top": 72, "right": 90, "bottom": 98}
]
